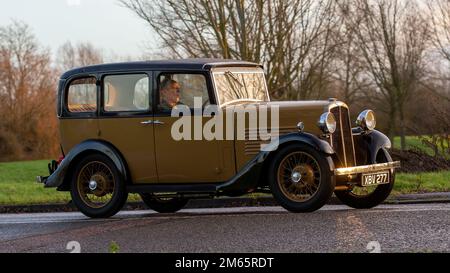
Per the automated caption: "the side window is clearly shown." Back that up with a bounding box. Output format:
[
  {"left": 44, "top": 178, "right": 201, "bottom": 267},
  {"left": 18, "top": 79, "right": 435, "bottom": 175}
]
[
  {"left": 67, "top": 77, "right": 97, "bottom": 113},
  {"left": 103, "top": 74, "right": 150, "bottom": 112},
  {"left": 158, "top": 73, "right": 210, "bottom": 112}
]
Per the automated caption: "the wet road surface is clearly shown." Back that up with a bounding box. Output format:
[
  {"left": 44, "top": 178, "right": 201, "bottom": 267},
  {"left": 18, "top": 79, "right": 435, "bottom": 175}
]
[{"left": 0, "top": 204, "right": 449, "bottom": 253}]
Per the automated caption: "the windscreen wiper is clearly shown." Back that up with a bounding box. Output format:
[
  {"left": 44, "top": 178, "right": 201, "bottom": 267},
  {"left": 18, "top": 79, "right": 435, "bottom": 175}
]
[{"left": 224, "top": 71, "right": 244, "bottom": 87}]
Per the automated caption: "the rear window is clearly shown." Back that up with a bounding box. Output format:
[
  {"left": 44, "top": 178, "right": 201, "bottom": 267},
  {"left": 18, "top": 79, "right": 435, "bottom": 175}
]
[
  {"left": 103, "top": 74, "right": 150, "bottom": 112},
  {"left": 67, "top": 77, "right": 97, "bottom": 113}
]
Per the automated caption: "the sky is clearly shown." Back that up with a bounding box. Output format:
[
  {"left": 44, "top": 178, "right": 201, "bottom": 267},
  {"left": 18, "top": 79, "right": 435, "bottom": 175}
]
[{"left": 0, "top": 0, "right": 157, "bottom": 60}]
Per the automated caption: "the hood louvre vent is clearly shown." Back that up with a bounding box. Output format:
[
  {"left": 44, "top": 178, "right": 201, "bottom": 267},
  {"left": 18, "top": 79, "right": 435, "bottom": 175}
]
[{"left": 244, "top": 127, "right": 297, "bottom": 156}]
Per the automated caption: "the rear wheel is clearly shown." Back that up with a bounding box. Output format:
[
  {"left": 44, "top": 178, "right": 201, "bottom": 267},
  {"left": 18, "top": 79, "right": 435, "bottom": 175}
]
[
  {"left": 140, "top": 193, "right": 188, "bottom": 213},
  {"left": 70, "top": 154, "right": 128, "bottom": 218},
  {"left": 334, "top": 150, "right": 395, "bottom": 209},
  {"left": 269, "top": 144, "right": 335, "bottom": 213}
]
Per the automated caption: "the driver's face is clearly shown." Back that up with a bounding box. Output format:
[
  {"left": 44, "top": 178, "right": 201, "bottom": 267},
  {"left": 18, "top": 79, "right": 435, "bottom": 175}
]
[{"left": 161, "top": 83, "right": 181, "bottom": 106}]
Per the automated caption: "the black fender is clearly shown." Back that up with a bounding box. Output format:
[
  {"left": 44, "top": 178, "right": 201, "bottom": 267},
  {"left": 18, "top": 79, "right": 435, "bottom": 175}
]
[
  {"left": 263, "top": 132, "right": 335, "bottom": 155},
  {"left": 44, "top": 140, "right": 129, "bottom": 191},
  {"left": 359, "top": 130, "right": 392, "bottom": 164},
  {"left": 218, "top": 132, "right": 335, "bottom": 194}
]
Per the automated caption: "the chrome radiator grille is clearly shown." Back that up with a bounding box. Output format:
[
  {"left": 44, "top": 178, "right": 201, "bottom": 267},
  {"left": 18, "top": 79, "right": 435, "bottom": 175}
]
[{"left": 330, "top": 106, "right": 356, "bottom": 168}]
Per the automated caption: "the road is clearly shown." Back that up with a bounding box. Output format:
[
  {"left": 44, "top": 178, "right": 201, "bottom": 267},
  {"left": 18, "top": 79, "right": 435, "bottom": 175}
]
[{"left": 0, "top": 204, "right": 449, "bottom": 253}]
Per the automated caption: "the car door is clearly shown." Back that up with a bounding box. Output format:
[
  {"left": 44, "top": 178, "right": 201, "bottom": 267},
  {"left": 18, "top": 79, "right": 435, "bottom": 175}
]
[
  {"left": 153, "top": 71, "right": 235, "bottom": 183},
  {"left": 61, "top": 76, "right": 100, "bottom": 153},
  {"left": 97, "top": 72, "right": 158, "bottom": 184}
]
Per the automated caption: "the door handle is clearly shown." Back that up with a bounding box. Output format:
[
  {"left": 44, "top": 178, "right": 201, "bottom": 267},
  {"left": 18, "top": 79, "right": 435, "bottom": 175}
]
[
  {"left": 140, "top": 120, "right": 153, "bottom": 125},
  {"left": 140, "top": 120, "right": 165, "bottom": 125}
]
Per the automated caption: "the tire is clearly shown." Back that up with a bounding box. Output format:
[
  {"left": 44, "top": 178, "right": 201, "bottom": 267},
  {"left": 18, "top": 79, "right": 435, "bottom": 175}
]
[
  {"left": 334, "top": 150, "right": 395, "bottom": 209},
  {"left": 140, "top": 193, "right": 188, "bottom": 213},
  {"left": 268, "top": 143, "right": 335, "bottom": 213},
  {"left": 70, "top": 154, "right": 128, "bottom": 218}
]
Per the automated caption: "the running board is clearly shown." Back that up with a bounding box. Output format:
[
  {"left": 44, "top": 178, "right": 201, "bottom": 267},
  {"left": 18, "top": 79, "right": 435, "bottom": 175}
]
[{"left": 127, "top": 183, "right": 219, "bottom": 194}]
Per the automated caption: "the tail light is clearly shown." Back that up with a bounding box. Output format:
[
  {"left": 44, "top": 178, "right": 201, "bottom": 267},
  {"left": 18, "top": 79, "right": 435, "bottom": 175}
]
[
  {"left": 57, "top": 155, "right": 65, "bottom": 165},
  {"left": 48, "top": 155, "right": 65, "bottom": 175}
]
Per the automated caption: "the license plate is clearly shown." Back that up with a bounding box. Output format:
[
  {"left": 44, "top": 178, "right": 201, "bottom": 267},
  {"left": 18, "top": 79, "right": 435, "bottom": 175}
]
[{"left": 361, "top": 171, "right": 390, "bottom": 187}]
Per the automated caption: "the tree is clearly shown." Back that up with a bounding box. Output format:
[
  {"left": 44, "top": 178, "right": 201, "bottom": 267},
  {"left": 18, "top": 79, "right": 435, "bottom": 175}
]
[
  {"left": 56, "top": 41, "right": 104, "bottom": 71},
  {"left": 0, "top": 21, "right": 58, "bottom": 161},
  {"left": 340, "top": 0, "right": 430, "bottom": 149},
  {"left": 428, "top": 0, "right": 450, "bottom": 64},
  {"left": 330, "top": 2, "right": 372, "bottom": 106},
  {"left": 120, "top": 0, "right": 337, "bottom": 100}
]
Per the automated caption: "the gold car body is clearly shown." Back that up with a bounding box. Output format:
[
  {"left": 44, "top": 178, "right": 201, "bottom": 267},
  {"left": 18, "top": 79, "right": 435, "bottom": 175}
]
[{"left": 41, "top": 59, "right": 399, "bottom": 193}]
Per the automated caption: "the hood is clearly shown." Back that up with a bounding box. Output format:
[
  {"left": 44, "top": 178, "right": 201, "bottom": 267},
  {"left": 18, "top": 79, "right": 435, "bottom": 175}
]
[{"left": 228, "top": 99, "right": 343, "bottom": 135}]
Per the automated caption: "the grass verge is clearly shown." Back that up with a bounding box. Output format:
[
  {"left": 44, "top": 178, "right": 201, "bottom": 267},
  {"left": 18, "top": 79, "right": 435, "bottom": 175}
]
[
  {"left": 393, "top": 136, "right": 449, "bottom": 158},
  {"left": 0, "top": 160, "right": 142, "bottom": 205},
  {"left": 392, "top": 171, "right": 450, "bottom": 195},
  {"left": 0, "top": 159, "right": 449, "bottom": 205}
]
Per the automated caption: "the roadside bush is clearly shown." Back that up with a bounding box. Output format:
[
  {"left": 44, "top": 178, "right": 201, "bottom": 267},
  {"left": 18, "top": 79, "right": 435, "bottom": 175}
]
[{"left": 391, "top": 148, "right": 450, "bottom": 173}]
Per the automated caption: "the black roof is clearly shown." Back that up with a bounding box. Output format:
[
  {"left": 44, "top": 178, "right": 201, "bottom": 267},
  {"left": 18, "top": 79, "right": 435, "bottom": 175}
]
[{"left": 60, "top": 58, "right": 262, "bottom": 79}]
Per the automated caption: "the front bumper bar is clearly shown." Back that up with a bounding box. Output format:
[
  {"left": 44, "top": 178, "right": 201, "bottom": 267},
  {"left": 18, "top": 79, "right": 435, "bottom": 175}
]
[{"left": 335, "top": 161, "right": 401, "bottom": 176}]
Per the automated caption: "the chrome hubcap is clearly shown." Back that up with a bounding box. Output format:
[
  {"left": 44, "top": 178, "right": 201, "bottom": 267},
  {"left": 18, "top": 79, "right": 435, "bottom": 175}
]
[
  {"left": 88, "top": 180, "right": 98, "bottom": 191},
  {"left": 291, "top": 171, "right": 302, "bottom": 183},
  {"left": 77, "top": 161, "right": 115, "bottom": 209}
]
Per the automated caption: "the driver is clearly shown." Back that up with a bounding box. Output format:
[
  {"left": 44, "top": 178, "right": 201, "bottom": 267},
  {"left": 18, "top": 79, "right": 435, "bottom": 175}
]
[{"left": 159, "top": 78, "right": 184, "bottom": 110}]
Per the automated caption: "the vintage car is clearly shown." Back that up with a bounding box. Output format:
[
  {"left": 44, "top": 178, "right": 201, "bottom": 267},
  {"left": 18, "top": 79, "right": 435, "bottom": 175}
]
[{"left": 37, "top": 59, "right": 400, "bottom": 218}]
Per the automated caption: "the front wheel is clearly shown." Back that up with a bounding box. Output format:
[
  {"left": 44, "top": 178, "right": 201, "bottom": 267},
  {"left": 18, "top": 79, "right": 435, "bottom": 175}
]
[
  {"left": 334, "top": 150, "right": 395, "bottom": 209},
  {"left": 70, "top": 154, "right": 128, "bottom": 218},
  {"left": 268, "top": 144, "right": 335, "bottom": 213},
  {"left": 140, "top": 193, "right": 188, "bottom": 213}
]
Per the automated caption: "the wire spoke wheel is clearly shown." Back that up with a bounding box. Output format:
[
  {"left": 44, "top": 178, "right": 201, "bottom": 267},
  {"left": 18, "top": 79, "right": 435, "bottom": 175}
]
[
  {"left": 334, "top": 151, "right": 395, "bottom": 209},
  {"left": 76, "top": 161, "right": 116, "bottom": 209},
  {"left": 150, "top": 193, "right": 177, "bottom": 202},
  {"left": 349, "top": 184, "right": 378, "bottom": 196},
  {"left": 277, "top": 151, "right": 321, "bottom": 202},
  {"left": 140, "top": 193, "right": 188, "bottom": 213}
]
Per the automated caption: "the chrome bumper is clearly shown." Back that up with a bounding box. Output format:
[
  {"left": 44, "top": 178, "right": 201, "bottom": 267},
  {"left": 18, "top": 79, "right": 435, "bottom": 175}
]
[
  {"left": 36, "top": 176, "right": 48, "bottom": 184},
  {"left": 335, "top": 161, "right": 401, "bottom": 176}
]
